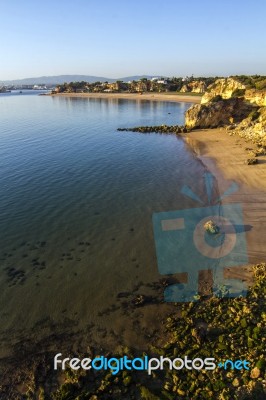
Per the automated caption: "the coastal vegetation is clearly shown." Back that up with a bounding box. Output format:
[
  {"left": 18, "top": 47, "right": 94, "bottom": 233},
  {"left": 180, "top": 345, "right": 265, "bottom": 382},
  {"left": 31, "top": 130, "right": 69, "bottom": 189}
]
[{"left": 233, "top": 75, "right": 266, "bottom": 91}]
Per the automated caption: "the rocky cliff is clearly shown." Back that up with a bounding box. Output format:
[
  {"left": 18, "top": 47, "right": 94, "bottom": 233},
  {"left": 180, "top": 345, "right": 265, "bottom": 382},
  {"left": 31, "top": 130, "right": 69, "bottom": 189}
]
[
  {"left": 185, "top": 77, "right": 266, "bottom": 136},
  {"left": 201, "top": 78, "right": 246, "bottom": 104},
  {"left": 201, "top": 77, "right": 266, "bottom": 106},
  {"left": 245, "top": 89, "right": 266, "bottom": 107},
  {"left": 180, "top": 80, "right": 207, "bottom": 93},
  {"left": 185, "top": 97, "right": 256, "bottom": 129}
]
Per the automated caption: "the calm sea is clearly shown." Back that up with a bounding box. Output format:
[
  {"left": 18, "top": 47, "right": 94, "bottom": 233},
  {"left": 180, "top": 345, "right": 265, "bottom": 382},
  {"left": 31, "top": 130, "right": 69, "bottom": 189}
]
[{"left": 0, "top": 91, "right": 207, "bottom": 358}]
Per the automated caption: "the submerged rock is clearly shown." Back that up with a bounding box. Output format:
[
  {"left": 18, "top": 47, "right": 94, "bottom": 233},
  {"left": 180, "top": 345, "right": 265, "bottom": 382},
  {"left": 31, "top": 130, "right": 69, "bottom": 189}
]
[{"left": 131, "top": 294, "right": 150, "bottom": 307}]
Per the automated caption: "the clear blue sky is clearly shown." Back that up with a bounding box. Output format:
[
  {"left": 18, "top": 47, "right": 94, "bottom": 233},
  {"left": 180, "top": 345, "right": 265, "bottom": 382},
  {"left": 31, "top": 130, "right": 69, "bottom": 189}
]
[{"left": 1, "top": 0, "right": 266, "bottom": 80}]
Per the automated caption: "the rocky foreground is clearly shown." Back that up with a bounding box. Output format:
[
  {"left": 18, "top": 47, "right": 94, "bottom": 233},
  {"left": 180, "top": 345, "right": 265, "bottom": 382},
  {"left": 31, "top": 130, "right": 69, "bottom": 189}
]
[{"left": 2, "top": 264, "right": 264, "bottom": 400}]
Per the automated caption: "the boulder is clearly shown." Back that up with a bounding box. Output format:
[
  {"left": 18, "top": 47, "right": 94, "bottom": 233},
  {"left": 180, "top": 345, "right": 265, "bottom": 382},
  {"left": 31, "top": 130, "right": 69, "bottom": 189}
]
[{"left": 231, "top": 107, "right": 266, "bottom": 144}]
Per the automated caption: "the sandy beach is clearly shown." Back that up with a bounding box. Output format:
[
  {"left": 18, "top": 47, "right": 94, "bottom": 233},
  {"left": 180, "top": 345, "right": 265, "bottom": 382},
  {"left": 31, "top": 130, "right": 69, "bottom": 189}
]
[
  {"left": 184, "top": 128, "right": 266, "bottom": 285},
  {"left": 50, "top": 92, "right": 201, "bottom": 103},
  {"left": 51, "top": 90, "right": 265, "bottom": 277},
  {"left": 51, "top": 91, "right": 265, "bottom": 275}
]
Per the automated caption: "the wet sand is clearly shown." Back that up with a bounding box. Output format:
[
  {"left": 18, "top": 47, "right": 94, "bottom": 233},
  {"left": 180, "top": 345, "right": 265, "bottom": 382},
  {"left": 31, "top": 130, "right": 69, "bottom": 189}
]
[
  {"left": 51, "top": 92, "right": 201, "bottom": 103},
  {"left": 184, "top": 128, "right": 266, "bottom": 273}
]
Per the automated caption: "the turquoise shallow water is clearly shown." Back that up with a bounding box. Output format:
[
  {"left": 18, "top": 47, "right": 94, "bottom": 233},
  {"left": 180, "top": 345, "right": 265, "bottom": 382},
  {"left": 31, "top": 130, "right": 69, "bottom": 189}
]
[{"left": 0, "top": 92, "right": 207, "bottom": 356}]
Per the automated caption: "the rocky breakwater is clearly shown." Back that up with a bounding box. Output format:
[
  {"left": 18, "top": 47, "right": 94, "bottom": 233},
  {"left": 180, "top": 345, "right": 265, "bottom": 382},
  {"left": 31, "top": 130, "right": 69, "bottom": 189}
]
[{"left": 117, "top": 124, "right": 188, "bottom": 134}]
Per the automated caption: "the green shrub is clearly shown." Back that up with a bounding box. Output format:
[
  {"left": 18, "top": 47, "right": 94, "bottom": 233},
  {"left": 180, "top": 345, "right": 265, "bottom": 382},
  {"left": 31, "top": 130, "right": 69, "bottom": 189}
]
[
  {"left": 255, "top": 79, "right": 266, "bottom": 90},
  {"left": 210, "top": 94, "right": 223, "bottom": 102},
  {"left": 232, "top": 75, "right": 254, "bottom": 89},
  {"left": 232, "top": 88, "right": 246, "bottom": 97},
  {"left": 232, "top": 75, "right": 266, "bottom": 89}
]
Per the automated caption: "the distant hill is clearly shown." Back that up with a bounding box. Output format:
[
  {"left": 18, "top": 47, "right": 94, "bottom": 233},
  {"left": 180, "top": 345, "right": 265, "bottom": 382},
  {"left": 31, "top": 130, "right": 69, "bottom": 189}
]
[
  {"left": 0, "top": 75, "right": 159, "bottom": 85},
  {"left": 0, "top": 75, "right": 113, "bottom": 85}
]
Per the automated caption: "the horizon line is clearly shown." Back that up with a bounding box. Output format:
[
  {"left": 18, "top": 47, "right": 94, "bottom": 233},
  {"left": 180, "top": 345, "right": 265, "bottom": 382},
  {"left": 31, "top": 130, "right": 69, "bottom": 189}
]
[{"left": 2, "top": 72, "right": 266, "bottom": 83}]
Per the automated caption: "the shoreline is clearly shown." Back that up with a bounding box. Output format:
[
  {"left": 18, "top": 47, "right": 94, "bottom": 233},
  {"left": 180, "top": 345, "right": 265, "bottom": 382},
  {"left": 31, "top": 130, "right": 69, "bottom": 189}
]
[
  {"left": 50, "top": 92, "right": 201, "bottom": 103},
  {"left": 1, "top": 101, "right": 266, "bottom": 397},
  {"left": 184, "top": 127, "right": 266, "bottom": 267},
  {"left": 184, "top": 127, "right": 266, "bottom": 191}
]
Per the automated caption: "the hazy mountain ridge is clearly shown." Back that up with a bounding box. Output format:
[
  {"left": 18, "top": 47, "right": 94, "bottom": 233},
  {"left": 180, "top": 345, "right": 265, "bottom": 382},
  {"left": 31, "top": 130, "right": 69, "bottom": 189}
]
[{"left": 0, "top": 75, "right": 157, "bottom": 85}]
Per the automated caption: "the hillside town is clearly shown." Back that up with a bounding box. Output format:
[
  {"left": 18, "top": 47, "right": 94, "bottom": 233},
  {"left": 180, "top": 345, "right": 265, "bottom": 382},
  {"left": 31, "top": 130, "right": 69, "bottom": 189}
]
[{"left": 53, "top": 76, "right": 215, "bottom": 94}]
